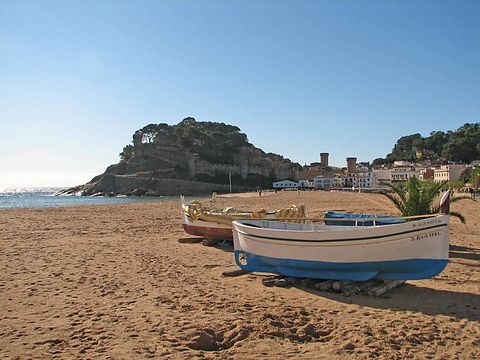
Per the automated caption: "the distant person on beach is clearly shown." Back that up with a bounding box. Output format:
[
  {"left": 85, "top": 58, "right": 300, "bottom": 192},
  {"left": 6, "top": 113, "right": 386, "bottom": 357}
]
[{"left": 258, "top": 190, "right": 262, "bottom": 197}]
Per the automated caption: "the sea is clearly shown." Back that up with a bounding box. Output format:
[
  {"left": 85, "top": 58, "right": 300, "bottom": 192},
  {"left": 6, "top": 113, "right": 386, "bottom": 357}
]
[{"left": 0, "top": 187, "right": 185, "bottom": 210}]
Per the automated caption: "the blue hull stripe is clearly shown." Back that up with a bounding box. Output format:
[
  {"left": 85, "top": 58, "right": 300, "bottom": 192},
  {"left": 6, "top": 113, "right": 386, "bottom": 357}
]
[
  {"left": 236, "top": 223, "right": 447, "bottom": 243},
  {"left": 234, "top": 251, "right": 448, "bottom": 281}
]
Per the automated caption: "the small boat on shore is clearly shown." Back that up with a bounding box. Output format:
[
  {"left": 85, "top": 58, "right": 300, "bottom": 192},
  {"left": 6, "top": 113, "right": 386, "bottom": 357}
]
[
  {"left": 181, "top": 196, "right": 306, "bottom": 241},
  {"left": 232, "top": 214, "right": 449, "bottom": 281}
]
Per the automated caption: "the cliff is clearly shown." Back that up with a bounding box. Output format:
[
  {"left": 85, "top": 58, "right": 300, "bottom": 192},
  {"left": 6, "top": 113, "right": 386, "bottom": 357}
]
[{"left": 59, "top": 118, "right": 301, "bottom": 196}]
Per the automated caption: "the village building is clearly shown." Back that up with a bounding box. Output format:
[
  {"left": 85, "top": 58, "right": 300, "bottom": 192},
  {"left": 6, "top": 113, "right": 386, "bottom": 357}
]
[
  {"left": 419, "top": 168, "right": 435, "bottom": 181},
  {"left": 313, "top": 175, "right": 342, "bottom": 189},
  {"left": 272, "top": 153, "right": 474, "bottom": 191},
  {"left": 390, "top": 161, "right": 420, "bottom": 182},
  {"left": 433, "top": 164, "right": 466, "bottom": 183},
  {"left": 372, "top": 168, "right": 392, "bottom": 186},
  {"left": 297, "top": 179, "right": 315, "bottom": 189},
  {"left": 272, "top": 180, "right": 299, "bottom": 189},
  {"left": 356, "top": 171, "right": 376, "bottom": 189}
]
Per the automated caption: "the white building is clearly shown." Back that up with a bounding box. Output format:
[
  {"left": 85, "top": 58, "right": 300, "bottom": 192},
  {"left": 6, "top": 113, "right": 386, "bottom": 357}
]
[
  {"left": 313, "top": 176, "right": 342, "bottom": 189},
  {"left": 272, "top": 180, "right": 299, "bottom": 189},
  {"left": 356, "top": 172, "right": 376, "bottom": 189},
  {"left": 297, "top": 179, "right": 315, "bottom": 188},
  {"left": 433, "top": 164, "right": 466, "bottom": 183},
  {"left": 341, "top": 172, "right": 376, "bottom": 189},
  {"left": 342, "top": 173, "right": 356, "bottom": 188}
]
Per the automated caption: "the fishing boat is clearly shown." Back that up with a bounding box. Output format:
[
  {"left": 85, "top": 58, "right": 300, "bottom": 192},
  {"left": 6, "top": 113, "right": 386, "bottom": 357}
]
[
  {"left": 232, "top": 214, "right": 450, "bottom": 281},
  {"left": 181, "top": 196, "right": 306, "bottom": 241}
]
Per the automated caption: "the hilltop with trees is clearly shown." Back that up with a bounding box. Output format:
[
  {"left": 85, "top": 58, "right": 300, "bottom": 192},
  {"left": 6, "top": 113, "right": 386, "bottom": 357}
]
[
  {"left": 372, "top": 123, "right": 480, "bottom": 165},
  {"left": 120, "top": 117, "right": 253, "bottom": 165},
  {"left": 60, "top": 117, "right": 300, "bottom": 196}
]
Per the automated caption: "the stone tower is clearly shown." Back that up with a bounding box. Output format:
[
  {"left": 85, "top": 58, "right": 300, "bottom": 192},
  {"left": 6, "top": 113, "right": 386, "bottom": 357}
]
[
  {"left": 346, "top": 157, "right": 357, "bottom": 173},
  {"left": 320, "top": 153, "right": 329, "bottom": 168}
]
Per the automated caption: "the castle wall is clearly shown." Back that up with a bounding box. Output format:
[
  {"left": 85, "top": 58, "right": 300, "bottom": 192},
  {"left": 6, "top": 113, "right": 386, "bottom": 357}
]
[
  {"left": 85, "top": 174, "right": 244, "bottom": 196},
  {"left": 195, "top": 161, "right": 241, "bottom": 177},
  {"left": 132, "top": 143, "right": 295, "bottom": 181}
]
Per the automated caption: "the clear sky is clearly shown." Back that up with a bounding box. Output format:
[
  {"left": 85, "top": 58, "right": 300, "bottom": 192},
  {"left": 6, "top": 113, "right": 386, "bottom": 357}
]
[{"left": 1, "top": 0, "right": 479, "bottom": 187}]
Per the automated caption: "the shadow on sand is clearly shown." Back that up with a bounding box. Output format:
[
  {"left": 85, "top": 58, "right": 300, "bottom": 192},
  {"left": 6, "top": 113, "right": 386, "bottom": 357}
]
[
  {"left": 183, "top": 238, "right": 480, "bottom": 321},
  {"left": 178, "top": 237, "right": 234, "bottom": 252},
  {"left": 299, "top": 282, "right": 480, "bottom": 321},
  {"left": 449, "top": 244, "right": 480, "bottom": 261}
]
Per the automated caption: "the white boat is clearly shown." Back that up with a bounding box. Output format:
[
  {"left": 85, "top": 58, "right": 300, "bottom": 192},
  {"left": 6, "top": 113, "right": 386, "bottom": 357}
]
[{"left": 232, "top": 214, "right": 449, "bottom": 281}]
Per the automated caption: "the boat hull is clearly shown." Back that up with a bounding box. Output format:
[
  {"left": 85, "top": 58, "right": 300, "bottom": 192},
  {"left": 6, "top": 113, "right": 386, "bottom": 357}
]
[
  {"left": 233, "top": 252, "right": 447, "bottom": 281},
  {"left": 182, "top": 223, "right": 233, "bottom": 241},
  {"left": 181, "top": 198, "right": 306, "bottom": 242},
  {"left": 182, "top": 214, "right": 233, "bottom": 241},
  {"left": 233, "top": 215, "right": 449, "bottom": 281}
]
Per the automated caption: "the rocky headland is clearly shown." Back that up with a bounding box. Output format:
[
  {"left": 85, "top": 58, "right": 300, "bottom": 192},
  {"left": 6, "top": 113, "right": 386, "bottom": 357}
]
[{"left": 59, "top": 118, "right": 301, "bottom": 197}]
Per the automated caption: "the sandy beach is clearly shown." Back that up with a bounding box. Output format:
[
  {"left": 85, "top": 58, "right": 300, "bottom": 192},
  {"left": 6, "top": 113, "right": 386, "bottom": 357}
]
[{"left": 0, "top": 191, "right": 479, "bottom": 359}]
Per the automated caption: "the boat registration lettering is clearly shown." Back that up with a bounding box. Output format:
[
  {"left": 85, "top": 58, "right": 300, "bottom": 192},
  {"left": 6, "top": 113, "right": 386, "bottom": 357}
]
[
  {"left": 412, "top": 219, "right": 443, "bottom": 228},
  {"left": 411, "top": 231, "right": 442, "bottom": 241}
]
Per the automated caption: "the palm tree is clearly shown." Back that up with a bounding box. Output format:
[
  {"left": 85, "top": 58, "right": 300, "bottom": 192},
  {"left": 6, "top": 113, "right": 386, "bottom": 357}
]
[{"left": 381, "top": 177, "right": 473, "bottom": 223}]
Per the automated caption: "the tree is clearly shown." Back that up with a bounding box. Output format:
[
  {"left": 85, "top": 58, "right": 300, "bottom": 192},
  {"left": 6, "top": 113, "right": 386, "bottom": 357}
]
[
  {"left": 372, "top": 158, "right": 387, "bottom": 166},
  {"left": 389, "top": 134, "right": 423, "bottom": 161},
  {"left": 442, "top": 123, "right": 480, "bottom": 163},
  {"left": 424, "top": 131, "right": 448, "bottom": 157},
  {"left": 383, "top": 123, "right": 479, "bottom": 162},
  {"left": 381, "top": 177, "right": 473, "bottom": 223},
  {"left": 119, "top": 145, "right": 134, "bottom": 162}
]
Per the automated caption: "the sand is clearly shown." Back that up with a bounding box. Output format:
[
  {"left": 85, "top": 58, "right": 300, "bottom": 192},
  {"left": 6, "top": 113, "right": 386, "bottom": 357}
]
[{"left": 0, "top": 191, "right": 479, "bottom": 359}]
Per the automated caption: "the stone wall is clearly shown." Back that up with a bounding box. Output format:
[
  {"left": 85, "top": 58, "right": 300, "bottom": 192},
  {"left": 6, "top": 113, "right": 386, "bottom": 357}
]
[
  {"left": 132, "top": 142, "right": 297, "bottom": 181},
  {"left": 82, "top": 174, "right": 243, "bottom": 196}
]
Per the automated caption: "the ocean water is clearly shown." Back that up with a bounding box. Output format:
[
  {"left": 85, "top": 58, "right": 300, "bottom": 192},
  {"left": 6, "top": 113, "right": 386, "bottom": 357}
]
[{"left": 0, "top": 187, "right": 184, "bottom": 210}]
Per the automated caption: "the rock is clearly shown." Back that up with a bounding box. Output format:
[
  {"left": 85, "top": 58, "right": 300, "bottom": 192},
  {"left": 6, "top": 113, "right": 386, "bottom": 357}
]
[
  {"left": 273, "top": 279, "right": 290, "bottom": 288},
  {"left": 300, "top": 279, "right": 316, "bottom": 288},
  {"left": 125, "top": 188, "right": 146, "bottom": 196},
  {"left": 262, "top": 277, "right": 277, "bottom": 287},
  {"left": 341, "top": 280, "right": 381, "bottom": 297},
  {"left": 332, "top": 280, "right": 354, "bottom": 292},
  {"left": 367, "top": 280, "right": 405, "bottom": 297},
  {"left": 285, "top": 277, "right": 301, "bottom": 286},
  {"left": 315, "top": 280, "right": 334, "bottom": 291},
  {"left": 59, "top": 118, "right": 299, "bottom": 196}
]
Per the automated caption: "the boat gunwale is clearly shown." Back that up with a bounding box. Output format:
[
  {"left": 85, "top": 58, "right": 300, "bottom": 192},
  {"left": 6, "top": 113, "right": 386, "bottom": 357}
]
[{"left": 233, "top": 216, "right": 449, "bottom": 244}]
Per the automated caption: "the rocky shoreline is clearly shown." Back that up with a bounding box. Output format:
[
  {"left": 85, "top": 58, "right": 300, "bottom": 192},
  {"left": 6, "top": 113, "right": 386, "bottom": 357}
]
[{"left": 57, "top": 174, "right": 244, "bottom": 197}]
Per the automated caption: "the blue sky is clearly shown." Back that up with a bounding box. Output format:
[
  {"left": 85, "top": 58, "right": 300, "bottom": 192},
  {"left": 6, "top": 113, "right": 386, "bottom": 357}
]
[{"left": 1, "top": 0, "right": 479, "bottom": 187}]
